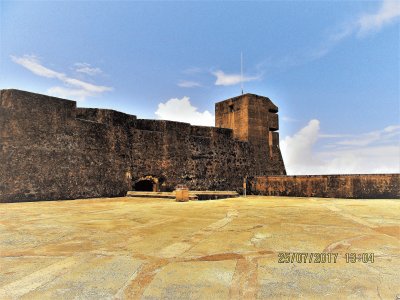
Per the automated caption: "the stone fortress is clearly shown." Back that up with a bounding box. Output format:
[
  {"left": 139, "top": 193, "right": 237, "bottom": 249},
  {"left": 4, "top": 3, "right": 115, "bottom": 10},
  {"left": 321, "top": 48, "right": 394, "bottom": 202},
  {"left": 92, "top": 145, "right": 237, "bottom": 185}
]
[
  {"left": 0, "top": 89, "right": 285, "bottom": 202},
  {"left": 0, "top": 89, "right": 398, "bottom": 202}
]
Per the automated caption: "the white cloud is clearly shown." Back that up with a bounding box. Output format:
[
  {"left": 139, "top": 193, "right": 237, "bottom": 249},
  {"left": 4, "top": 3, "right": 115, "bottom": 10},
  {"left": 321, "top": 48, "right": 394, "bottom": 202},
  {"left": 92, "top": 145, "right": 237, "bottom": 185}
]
[
  {"left": 335, "top": 0, "right": 400, "bottom": 40},
  {"left": 74, "top": 62, "right": 102, "bottom": 76},
  {"left": 182, "top": 67, "right": 203, "bottom": 75},
  {"left": 281, "top": 119, "right": 323, "bottom": 173},
  {"left": 281, "top": 119, "right": 400, "bottom": 175},
  {"left": 317, "top": 0, "right": 400, "bottom": 56},
  {"left": 281, "top": 116, "right": 298, "bottom": 123},
  {"left": 266, "top": 0, "right": 400, "bottom": 68},
  {"left": 319, "top": 145, "right": 400, "bottom": 174},
  {"left": 335, "top": 131, "right": 381, "bottom": 147},
  {"left": 11, "top": 55, "right": 64, "bottom": 79},
  {"left": 177, "top": 80, "right": 202, "bottom": 88},
  {"left": 319, "top": 133, "right": 352, "bottom": 138},
  {"left": 212, "top": 70, "right": 261, "bottom": 86},
  {"left": 11, "top": 55, "right": 112, "bottom": 101},
  {"left": 155, "top": 96, "right": 214, "bottom": 126},
  {"left": 357, "top": 0, "right": 400, "bottom": 35},
  {"left": 47, "top": 87, "right": 93, "bottom": 101},
  {"left": 384, "top": 125, "right": 400, "bottom": 133},
  {"left": 62, "top": 77, "right": 111, "bottom": 93}
]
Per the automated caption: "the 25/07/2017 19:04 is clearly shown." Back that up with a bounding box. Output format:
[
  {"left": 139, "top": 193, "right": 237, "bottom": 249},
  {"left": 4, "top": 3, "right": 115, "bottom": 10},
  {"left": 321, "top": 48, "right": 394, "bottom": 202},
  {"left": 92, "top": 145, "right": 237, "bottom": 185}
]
[{"left": 278, "top": 252, "right": 374, "bottom": 263}]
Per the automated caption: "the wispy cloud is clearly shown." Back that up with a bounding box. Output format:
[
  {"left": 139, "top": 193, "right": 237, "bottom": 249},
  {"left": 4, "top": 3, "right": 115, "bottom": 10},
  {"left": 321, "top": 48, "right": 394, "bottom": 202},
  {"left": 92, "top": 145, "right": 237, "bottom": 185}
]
[
  {"left": 314, "top": 0, "right": 400, "bottom": 58},
  {"left": 11, "top": 55, "right": 112, "bottom": 101},
  {"left": 11, "top": 54, "right": 62, "bottom": 79},
  {"left": 281, "top": 116, "right": 298, "bottom": 123},
  {"left": 384, "top": 125, "right": 400, "bottom": 133},
  {"left": 319, "top": 125, "right": 400, "bottom": 147},
  {"left": 259, "top": 1, "right": 400, "bottom": 70},
  {"left": 46, "top": 87, "right": 94, "bottom": 101},
  {"left": 336, "top": 131, "right": 381, "bottom": 147},
  {"left": 212, "top": 70, "right": 262, "bottom": 86},
  {"left": 74, "top": 62, "right": 102, "bottom": 76},
  {"left": 281, "top": 120, "right": 400, "bottom": 175},
  {"left": 155, "top": 96, "right": 214, "bottom": 126},
  {"left": 358, "top": 0, "right": 400, "bottom": 35},
  {"left": 319, "top": 133, "right": 353, "bottom": 138},
  {"left": 182, "top": 67, "right": 203, "bottom": 75},
  {"left": 177, "top": 80, "right": 202, "bottom": 88}
]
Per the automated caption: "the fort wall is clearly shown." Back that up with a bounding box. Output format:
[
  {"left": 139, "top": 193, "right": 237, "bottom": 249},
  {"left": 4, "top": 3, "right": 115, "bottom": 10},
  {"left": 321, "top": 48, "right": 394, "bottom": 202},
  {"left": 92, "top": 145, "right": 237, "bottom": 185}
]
[
  {"left": 0, "top": 89, "right": 285, "bottom": 202},
  {"left": 248, "top": 174, "right": 400, "bottom": 199},
  {"left": 2, "top": 89, "right": 396, "bottom": 202},
  {"left": 0, "top": 90, "right": 132, "bottom": 202}
]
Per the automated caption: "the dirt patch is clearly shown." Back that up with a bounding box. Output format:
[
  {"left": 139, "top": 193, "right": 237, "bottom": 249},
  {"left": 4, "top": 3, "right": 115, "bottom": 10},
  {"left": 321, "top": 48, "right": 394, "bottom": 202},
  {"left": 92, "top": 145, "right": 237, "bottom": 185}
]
[
  {"left": 373, "top": 226, "right": 400, "bottom": 238},
  {"left": 123, "top": 259, "right": 169, "bottom": 299},
  {"left": 251, "top": 225, "right": 263, "bottom": 229},
  {"left": 194, "top": 253, "right": 244, "bottom": 261},
  {"left": 258, "top": 250, "right": 274, "bottom": 255}
]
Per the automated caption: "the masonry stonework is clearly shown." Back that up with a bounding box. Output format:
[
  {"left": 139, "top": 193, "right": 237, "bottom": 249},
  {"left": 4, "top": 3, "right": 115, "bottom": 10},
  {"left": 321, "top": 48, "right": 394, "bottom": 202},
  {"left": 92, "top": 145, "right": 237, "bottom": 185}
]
[
  {"left": 1, "top": 89, "right": 398, "bottom": 202},
  {"left": 0, "top": 89, "right": 285, "bottom": 202},
  {"left": 248, "top": 174, "right": 400, "bottom": 199}
]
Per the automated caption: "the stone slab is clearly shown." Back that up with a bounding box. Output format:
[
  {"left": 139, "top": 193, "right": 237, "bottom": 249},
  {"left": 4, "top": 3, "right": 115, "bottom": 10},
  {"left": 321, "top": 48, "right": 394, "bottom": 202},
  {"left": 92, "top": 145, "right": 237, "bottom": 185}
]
[{"left": 0, "top": 196, "right": 399, "bottom": 299}]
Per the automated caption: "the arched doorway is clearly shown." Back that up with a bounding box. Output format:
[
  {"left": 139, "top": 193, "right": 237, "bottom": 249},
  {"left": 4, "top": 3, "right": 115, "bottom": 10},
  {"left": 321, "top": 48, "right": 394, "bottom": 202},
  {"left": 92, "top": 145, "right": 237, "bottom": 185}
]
[
  {"left": 134, "top": 179, "right": 154, "bottom": 191},
  {"left": 133, "top": 176, "right": 159, "bottom": 192}
]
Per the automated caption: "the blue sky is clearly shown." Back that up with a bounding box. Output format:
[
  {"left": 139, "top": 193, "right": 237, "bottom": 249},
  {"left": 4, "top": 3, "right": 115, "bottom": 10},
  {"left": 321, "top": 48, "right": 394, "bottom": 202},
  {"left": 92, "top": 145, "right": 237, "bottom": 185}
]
[{"left": 1, "top": 0, "right": 399, "bottom": 174}]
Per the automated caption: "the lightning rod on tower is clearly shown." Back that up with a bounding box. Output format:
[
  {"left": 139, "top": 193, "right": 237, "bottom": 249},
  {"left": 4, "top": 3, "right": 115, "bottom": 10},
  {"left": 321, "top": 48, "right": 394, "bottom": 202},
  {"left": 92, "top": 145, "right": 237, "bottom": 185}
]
[{"left": 241, "top": 52, "right": 244, "bottom": 95}]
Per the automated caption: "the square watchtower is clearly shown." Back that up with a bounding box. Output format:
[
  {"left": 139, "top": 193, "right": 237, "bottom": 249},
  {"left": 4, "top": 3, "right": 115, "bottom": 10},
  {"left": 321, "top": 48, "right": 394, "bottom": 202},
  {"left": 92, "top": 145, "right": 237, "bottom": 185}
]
[
  {"left": 215, "top": 93, "right": 285, "bottom": 175},
  {"left": 215, "top": 93, "right": 279, "bottom": 146}
]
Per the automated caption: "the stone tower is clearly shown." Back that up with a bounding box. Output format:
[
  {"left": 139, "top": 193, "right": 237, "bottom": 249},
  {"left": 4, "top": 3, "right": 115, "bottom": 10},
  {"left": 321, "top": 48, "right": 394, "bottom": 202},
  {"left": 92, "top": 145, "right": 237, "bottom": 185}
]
[{"left": 215, "top": 93, "right": 286, "bottom": 176}]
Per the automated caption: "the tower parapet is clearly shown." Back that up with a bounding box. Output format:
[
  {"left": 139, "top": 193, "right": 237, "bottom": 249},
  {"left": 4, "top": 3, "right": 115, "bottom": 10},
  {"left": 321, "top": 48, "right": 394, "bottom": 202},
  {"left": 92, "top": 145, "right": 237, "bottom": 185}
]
[{"left": 215, "top": 93, "right": 286, "bottom": 176}]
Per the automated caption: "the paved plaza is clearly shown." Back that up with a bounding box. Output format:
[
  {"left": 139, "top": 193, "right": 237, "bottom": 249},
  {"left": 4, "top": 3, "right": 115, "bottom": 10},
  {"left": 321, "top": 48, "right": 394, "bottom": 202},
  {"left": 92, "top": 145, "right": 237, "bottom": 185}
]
[{"left": 0, "top": 196, "right": 399, "bottom": 299}]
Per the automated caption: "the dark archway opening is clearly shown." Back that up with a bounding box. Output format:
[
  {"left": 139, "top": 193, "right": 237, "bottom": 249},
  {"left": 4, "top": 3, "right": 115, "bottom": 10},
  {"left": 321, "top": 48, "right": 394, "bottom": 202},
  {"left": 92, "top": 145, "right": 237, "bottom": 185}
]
[{"left": 134, "top": 180, "right": 154, "bottom": 191}]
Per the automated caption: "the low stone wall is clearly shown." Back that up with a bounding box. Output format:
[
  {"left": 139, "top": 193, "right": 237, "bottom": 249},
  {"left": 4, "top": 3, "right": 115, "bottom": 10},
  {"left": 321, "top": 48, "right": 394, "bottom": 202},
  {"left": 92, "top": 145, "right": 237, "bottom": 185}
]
[{"left": 248, "top": 174, "right": 400, "bottom": 199}]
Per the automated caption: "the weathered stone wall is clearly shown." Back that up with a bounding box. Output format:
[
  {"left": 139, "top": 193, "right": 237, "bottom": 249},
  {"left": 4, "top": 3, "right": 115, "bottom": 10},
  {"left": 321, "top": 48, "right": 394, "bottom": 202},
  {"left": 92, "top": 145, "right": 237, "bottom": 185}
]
[
  {"left": 248, "top": 174, "right": 400, "bottom": 199},
  {"left": 1, "top": 89, "right": 397, "bottom": 201},
  {"left": 0, "top": 89, "right": 285, "bottom": 202},
  {"left": 126, "top": 121, "right": 255, "bottom": 191},
  {"left": 0, "top": 90, "right": 133, "bottom": 202}
]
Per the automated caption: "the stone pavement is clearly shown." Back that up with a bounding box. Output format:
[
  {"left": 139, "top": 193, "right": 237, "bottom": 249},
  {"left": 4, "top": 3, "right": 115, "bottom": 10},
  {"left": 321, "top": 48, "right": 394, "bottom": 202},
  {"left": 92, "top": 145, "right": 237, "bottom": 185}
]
[{"left": 0, "top": 196, "right": 399, "bottom": 299}]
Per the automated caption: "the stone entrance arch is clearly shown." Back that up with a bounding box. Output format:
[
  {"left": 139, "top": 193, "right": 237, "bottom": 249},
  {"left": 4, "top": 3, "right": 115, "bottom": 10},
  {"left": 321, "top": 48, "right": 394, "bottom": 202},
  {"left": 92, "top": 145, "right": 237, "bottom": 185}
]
[{"left": 133, "top": 176, "right": 159, "bottom": 192}]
